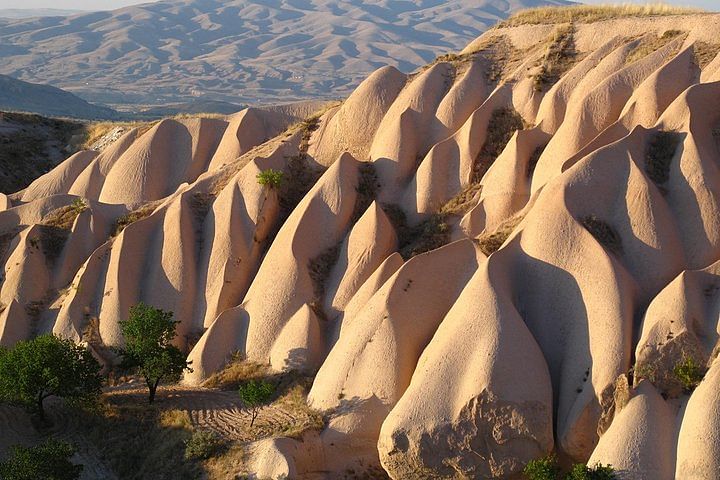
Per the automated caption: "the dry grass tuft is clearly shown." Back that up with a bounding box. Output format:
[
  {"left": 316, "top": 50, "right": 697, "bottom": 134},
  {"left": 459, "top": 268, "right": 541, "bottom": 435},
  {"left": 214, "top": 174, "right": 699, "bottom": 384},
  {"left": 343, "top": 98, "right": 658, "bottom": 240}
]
[
  {"left": 113, "top": 202, "right": 160, "bottom": 236},
  {"left": 159, "top": 409, "right": 193, "bottom": 429},
  {"left": 695, "top": 42, "right": 720, "bottom": 69},
  {"left": 439, "top": 183, "right": 483, "bottom": 217},
  {"left": 625, "top": 30, "right": 685, "bottom": 65},
  {"left": 581, "top": 215, "right": 623, "bottom": 255},
  {"left": 476, "top": 212, "right": 525, "bottom": 255},
  {"left": 499, "top": 4, "right": 705, "bottom": 27},
  {"left": 202, "top": 356, "right": 268, "bottom": 390},
  {"left": 41, "top": 198, "right": 88, "bottom": 230},
  {"left": 533, "top": 24, "right": 577, "bottom": 91},
  {"left": 81, "top": 120, "right": 153, "bottom": 151}
]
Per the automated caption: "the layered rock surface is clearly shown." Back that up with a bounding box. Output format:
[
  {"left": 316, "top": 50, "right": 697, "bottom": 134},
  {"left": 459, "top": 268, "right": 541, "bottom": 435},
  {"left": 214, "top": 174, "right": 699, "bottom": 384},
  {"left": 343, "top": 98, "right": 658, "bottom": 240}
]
[{"left": 2, "top": 11, "right": 720, "bottom": 479}]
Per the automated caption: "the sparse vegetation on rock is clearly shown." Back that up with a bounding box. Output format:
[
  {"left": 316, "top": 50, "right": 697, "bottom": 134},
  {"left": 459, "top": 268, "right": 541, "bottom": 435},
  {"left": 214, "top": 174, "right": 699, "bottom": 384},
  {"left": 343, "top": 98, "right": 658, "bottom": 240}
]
[
  {"left": 673, "top": 355, "right": 705, "bottom": 393},
  {"left": 256, "top": 168, "right": 284, "bottom": 189},
  {"left": 499, "top": 4, "right": 704, "bottom": 27}
]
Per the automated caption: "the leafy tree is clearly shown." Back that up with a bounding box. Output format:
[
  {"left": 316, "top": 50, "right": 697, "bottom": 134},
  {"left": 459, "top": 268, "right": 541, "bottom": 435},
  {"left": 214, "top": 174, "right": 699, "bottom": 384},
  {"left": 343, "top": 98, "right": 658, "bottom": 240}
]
[
  {"left": 0, "top": 439, "right": 82, "bottom": 480},
  {"left": 238, "top": 379, "right": 275, "bottom": 427},
  {"left": 256, "top": 168, "right": 284, "bottom": 188},
  {"left": 0, "top": 335, "right": 102, "bottom": 421},
  {"left": 117, "top": 303, "right": 192, "bottom": 404},
  {"left": 524, "top": 455, "right": 561, "bottom": 480}
]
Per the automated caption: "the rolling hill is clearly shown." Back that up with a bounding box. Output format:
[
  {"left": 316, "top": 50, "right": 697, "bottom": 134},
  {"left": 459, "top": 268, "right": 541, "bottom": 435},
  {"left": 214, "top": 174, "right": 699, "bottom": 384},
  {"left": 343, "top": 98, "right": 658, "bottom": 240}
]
[{"left": 0, "top": 0, "right": 571, "bottom": 108}]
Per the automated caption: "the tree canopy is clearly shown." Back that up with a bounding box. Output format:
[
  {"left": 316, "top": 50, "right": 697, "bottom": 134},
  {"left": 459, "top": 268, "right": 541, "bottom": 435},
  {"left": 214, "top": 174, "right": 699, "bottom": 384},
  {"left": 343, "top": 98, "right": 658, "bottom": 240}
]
[
  {"left": 0, "top": 335, "right": 102, "bottom": 420},
  {"left": 0, "top": 439, "right": 82, "bottom": 480},
  {"left": 117, "top": 303, "right": 192, "bottom": 403}
]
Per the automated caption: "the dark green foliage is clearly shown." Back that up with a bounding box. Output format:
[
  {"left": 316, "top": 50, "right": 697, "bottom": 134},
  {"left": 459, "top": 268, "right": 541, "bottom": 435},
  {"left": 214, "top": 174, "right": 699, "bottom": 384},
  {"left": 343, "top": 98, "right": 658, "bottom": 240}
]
[
  {"left": 0, "top": 334, "right": 101, "bottom": 420},
  {"left": 581, "top": 215, "right": 622, "bottom": 255},
  {"left": 645, "top": 131, "right": 681, "bottom": 188},
  {"left": 184, "top": 429, "right": 223, "bottom": 460},
  {"left": 256, "top": 168, "right": 284, "bottom": 188},
  {"left": 524, "top": 456, "right": 616, "bottom": 480},
  {"left": 117, "top": 303, "right": 192, "bottom": 404},
  {"left": 238, "top": 379, "right": 275, "bottom": 427},
  {"left": 473, "top": 108, "right": 525, "bottom": 182},
  {"left": 566, "top": 463, "right": 616, "bottom": 480},
  {"left": 673, "top": 355, "right": 704, "bottom": 393},
  {"left": 524, "top": 455, "right": 561, "bottom": 480},
  {"left": 0, "top": 439, "right": 82, "bottom": 480}
]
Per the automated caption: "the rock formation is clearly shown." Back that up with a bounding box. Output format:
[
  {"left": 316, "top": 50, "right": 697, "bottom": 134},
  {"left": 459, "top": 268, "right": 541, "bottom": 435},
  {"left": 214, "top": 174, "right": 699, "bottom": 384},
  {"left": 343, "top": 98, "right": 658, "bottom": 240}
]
[{"left": 2, "top": 9, "right": 720, "bottom": 478}]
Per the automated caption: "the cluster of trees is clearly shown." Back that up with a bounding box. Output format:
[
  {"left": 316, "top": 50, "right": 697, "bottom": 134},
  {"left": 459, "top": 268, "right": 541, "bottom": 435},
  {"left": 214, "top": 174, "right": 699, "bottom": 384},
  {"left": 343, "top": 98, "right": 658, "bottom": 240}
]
[{"left": 0, "top": 303, "right": 192, "bottom": 479}]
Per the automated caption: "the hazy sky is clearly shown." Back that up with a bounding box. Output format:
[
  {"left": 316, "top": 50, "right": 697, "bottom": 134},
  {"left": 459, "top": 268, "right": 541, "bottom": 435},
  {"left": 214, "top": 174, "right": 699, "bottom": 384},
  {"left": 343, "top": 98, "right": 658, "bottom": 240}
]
[{"left": 0, "top": 0, "right": 717, "bottom": 11}]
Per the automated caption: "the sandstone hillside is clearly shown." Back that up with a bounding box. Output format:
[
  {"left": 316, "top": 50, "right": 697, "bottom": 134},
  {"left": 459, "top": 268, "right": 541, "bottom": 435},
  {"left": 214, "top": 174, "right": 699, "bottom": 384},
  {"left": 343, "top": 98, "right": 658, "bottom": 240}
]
[{"left": 2, "top": 5, "right": 720, "bottom": 479}]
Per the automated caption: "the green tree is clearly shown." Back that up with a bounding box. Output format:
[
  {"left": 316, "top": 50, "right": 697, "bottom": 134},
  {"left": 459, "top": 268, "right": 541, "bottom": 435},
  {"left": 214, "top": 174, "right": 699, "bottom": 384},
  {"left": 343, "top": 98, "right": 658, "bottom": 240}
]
[
  {"left": 117, "top": 303, "right": 192, "bottom": 404},
  {"left": 238, "top": 379, "right": 275, "bottom": 427},
  {"left": 0, "top": 439, "right": 82, "bottom": 480},
  {"left": 0, "top": 335, "right": 102, "bottom": 421}
]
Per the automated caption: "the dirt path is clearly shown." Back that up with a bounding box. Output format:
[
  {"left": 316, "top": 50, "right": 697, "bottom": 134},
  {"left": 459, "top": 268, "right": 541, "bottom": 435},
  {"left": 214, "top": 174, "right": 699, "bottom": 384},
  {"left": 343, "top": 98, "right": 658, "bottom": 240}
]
[{"left": 111, "top": 384, "right": 316, "bottom": 441}]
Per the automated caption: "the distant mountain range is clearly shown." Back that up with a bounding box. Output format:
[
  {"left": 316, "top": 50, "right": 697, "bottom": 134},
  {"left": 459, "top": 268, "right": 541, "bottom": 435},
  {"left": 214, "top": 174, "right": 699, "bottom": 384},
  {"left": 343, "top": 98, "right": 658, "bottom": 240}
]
[
  {"left": 0, "top": 8, "right": 84, "bottom": 19},
  {"left": 0, "top": 0, "right": 571, "bottom": 108},
  {"left": 0, "top": 74, "right": 119, "bottom": 119}
]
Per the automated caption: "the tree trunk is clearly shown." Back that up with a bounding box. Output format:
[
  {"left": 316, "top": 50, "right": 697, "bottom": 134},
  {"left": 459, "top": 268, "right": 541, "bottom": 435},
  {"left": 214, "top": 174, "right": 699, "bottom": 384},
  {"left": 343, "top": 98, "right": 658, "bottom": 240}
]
[
  {"left": 250, "top": 409, "right": 258, "bottom": 427},
  {"left": 37, "top": 392, "right": 46, "bottom": 421},
  {"left": 148, "top": 378, "right": 160, "bottom": 404}
]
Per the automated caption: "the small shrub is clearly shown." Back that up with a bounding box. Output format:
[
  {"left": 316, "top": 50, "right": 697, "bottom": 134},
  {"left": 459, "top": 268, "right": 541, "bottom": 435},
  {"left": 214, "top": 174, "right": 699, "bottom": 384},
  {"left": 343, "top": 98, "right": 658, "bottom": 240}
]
[
  {"left": 524, "top": 455, "right": 561, "bottom": 480},
  {"left": 645, "top": 130, "right": 681, "bottom": 188},
  {"left": 184, "top": 429, "right": 223, "bottom": 460},
  {"left": 256, "top": 168, "right": 284, "bottom": 188},
  {"left": 113, "top": 202, "right": 158, "bottom": 236},
  {"left": 581, "top": 215, "right": 622, "bottom": 255},
  {"left": 0, "top": 439, "right": 82, "bottom": 480},
  {"left": 566, "top": 463, "right": 616, "bottom": 480},
  {"left": 673, "top": 355, "right": 704, "bottom": 393},
  {"left": 352, "top": 162, "right": 380, "bottom": 222},
  {"left": 238, "top": 379, "right": 275, "bottom": 427},
  {"left": 473, "top": 108, "right": 526, "bottom": 182}
]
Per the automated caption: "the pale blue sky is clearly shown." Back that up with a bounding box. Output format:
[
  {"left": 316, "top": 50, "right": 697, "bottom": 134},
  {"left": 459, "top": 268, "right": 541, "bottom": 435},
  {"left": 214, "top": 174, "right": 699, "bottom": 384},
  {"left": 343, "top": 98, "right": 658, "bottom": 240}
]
[{"left": 0, "top": 0, "right": 717, "bottom": 11}]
